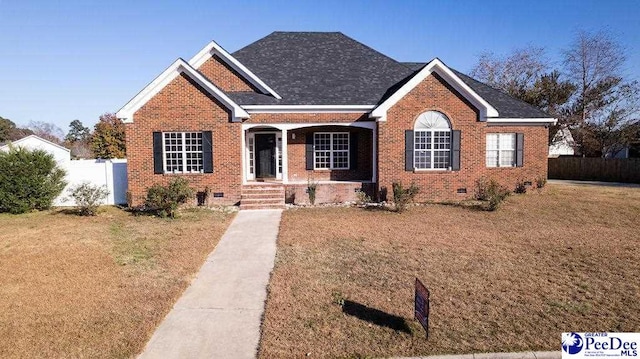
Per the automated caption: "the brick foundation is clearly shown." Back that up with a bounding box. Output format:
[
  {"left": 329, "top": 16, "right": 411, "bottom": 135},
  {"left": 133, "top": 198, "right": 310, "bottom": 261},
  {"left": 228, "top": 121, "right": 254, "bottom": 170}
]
[{"left": 284, "top": 182, "right": 375, "bottom": 205}]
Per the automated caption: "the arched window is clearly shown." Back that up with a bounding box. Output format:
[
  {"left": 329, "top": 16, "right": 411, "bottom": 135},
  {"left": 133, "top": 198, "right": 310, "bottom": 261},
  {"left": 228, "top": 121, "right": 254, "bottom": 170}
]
[{"left": 414, "top": 111, "right": 452, "bottom": 169}]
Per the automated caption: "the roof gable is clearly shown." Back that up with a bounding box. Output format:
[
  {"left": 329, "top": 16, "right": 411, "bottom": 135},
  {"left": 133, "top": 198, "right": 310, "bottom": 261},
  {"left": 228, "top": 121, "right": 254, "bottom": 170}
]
[
  {"left": 189, "top": 40, "right": 281, "bottom": 99},
  {"left": 116, "top": 59, "right": 249, "bottom": 122},
  {"left": 371, "top": 58, "right": 499, "bottom": 121},
  {"left": 0, "top": 135, "right": 70, "bottom": 152}
]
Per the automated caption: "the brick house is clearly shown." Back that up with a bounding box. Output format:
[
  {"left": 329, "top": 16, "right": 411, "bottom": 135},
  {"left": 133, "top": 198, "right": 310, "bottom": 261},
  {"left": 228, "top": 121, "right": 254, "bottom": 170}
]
[{"left": 117, "top": 32, "right": 555, "bottom": 209}]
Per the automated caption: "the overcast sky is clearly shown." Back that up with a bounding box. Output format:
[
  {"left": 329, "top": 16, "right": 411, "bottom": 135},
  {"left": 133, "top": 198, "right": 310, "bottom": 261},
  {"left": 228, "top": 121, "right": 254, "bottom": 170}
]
[{"left": 1, "top": 0, "right": 638, "bottom": 132}]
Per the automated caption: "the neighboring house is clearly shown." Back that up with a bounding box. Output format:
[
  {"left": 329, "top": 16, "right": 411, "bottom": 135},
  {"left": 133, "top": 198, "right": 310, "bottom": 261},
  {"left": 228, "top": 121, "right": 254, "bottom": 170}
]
[
  {"left": 610, "top": 143, "right": 640, "bottom": 159},
  {"left": 0, "top": 134, "right": 71, "bottom": 171},
  {"left": 0, "top": 134, "right": 128, "bottom": 206},
  {"left": 117, "top": 32, "right": 556, "bottom": 209},
  {"left": 0, "top": 135, "right": 71, "bottom": 206},
  {"left": 549, "top": 127, "right": 576, "bottom": 157}
]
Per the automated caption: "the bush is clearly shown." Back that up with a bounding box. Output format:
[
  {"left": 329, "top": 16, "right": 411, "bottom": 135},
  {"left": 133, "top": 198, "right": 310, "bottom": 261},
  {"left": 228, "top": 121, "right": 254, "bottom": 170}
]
[
  {"left": 392, "top": 182, "right": 419, "bottom": 213},
  {"left": 307, "top": 178, "right": 318, "bottom": 205},
  {"left": 0, "top": 147, "right": 66, "bottom": 214},
  {"left": 514, "top": 179, "right": 528, "bottom": 194},
  {"left": 355, "top": 190, "right": 371, "bottom": 206},
  {"left": 68, "top": 182, "right": 109, "bottom": 216},
  {"left": 474, "top": 177, "right": 510, "bottom": 211},
  {"left": 145, "top": 178, "right": 194, "bottom": 218},
  {"left": 535, "top": 176, "right": 547, "bottom": 189}
]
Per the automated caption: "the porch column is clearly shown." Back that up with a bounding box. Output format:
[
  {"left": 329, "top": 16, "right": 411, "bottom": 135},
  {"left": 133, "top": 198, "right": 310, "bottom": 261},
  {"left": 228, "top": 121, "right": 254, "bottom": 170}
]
[
  {"left": 372, "top": 124, "right": 377, "bottom": 183},
  {"left": 282, "top": 128, "right": 289, "bottom": 184},
  {"left": 241, "top": 127, "right": 247, "bottom": 184}
]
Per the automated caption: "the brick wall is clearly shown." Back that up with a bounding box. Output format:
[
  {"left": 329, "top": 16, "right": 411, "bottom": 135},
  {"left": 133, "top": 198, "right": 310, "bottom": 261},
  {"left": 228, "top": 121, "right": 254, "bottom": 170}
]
[
  {"left": 126, "top": 73, "right": 242, "bottom": 206},
  {"left": 197, "top": 55, "right": 260, "bottom": 92},
  {"left": 378, "top": 73, "right": 549, "bottom": 202},
  {"left": 126, "top": 55, "right": 548, "bottom": 206},
  {"left": 285, "top": 126, "right": 372, "bottom": 183}
]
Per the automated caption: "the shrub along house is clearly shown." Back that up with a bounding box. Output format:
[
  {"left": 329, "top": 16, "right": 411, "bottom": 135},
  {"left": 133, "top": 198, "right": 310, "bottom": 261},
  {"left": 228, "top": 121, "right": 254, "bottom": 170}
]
[{"left": 117, "top": 32, "right": 555, "bottom": 209}]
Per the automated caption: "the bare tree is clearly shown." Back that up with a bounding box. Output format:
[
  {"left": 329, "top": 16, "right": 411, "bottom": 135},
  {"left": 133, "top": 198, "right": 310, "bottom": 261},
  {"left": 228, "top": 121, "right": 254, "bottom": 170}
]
[
  {"left": 470, "top": 46, "right": 548, "bottom": 99},
  {"left": 28, "top": 121, "right": 65, "bottom": 144},
  {"left": 563, "top": 31, "right": 639, "bottom": 156},
  {"left": 563, "top": 30, "right": 626, "bottom": 124},
  {"left": 470, "top": 48, "right": 575, "bottom": 143}
]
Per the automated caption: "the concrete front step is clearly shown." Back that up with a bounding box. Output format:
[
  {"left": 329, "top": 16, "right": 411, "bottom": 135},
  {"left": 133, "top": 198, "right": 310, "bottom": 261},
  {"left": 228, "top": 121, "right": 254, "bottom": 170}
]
[
  {"left": 241, "top": 191, "right": 285, "bottom": 199},
  {"left": 240, "top": 198, "right": 284, "bottom": 205},
  {"left": 241, "top": 189, "right": 285, "bottom": 195},
  {"left": 240, "top": 184, "right": 285, "bottom": 210}
]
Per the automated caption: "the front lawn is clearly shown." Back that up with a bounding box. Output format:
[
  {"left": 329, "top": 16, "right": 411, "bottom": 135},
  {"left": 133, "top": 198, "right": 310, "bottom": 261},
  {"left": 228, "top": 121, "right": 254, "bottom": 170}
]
[
  {"left": 259, "top": 184, "right": 640, "bottom": 358},
  {"left": 0, "top": 207, "right": 234, "bottom": 358}
]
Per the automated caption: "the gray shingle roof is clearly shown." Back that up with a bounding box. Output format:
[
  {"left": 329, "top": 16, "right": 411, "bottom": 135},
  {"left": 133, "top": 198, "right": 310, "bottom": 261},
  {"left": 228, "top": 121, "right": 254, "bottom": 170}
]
[
  {"left": 232, "top": 32, "right": 414, "bottom": 105},
  {"left": 452, "top": 70, "right": 550, "bottom": 118},
  {"left": 228, "top": 32, "right": 550, "bottom": 118},
  {"left": 225, "top": 91, "right": 281, "bottom": 105},
  {"left": 401, "top": 62, "right": 427, "bottom": 72}
]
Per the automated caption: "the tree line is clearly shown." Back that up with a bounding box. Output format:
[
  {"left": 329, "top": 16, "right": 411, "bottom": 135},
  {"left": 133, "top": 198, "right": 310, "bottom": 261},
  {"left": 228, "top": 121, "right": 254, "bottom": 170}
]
[
  {"left": 0, "top": 113, "right": 126, "bottom": 159},
  {"left": 470, "top": 30, "right": 639, "bottom": 157}
]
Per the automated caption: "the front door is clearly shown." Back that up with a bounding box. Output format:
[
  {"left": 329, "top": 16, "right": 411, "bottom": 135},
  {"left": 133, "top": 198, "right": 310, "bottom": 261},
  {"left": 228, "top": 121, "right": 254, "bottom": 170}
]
[{"left": 255, "top": 134, "right": 276, "bottom": 178}]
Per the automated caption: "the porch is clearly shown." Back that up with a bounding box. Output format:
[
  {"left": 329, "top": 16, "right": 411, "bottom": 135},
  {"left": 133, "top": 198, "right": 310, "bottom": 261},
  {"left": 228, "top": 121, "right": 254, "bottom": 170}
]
[{"left": 240, "top": 122, "right": 377, "bottom": 208}]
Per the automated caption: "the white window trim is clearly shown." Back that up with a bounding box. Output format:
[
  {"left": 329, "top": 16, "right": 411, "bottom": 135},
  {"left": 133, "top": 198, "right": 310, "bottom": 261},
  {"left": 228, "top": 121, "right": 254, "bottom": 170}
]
[
  {"left": 486, "top": 133, "right": 516, "bottom": 168},
  {"left": 313, "top": 132, "right": 350, "bottom": 170},
  {"left": 162, "top": 132, "right": 205, "bottom": 174},
  {"left": 414, "top": 129, "right": 452, "bottom": 171}
]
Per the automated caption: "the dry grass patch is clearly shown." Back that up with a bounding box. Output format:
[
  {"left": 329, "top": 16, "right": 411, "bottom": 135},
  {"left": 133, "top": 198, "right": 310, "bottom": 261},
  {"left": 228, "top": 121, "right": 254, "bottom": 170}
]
[
  {"left": 260, "top": 184, "right": 640, "bottom": 358},
  {"left": 0, "top": 207, "right": 234, "bottom": 358}
]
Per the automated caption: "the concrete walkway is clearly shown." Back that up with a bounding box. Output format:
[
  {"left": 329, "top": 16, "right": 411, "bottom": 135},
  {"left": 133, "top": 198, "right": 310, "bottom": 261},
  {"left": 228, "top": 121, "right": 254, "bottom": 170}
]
[{"left": 138, "top": 209, "right": 283, "bottom": 359}]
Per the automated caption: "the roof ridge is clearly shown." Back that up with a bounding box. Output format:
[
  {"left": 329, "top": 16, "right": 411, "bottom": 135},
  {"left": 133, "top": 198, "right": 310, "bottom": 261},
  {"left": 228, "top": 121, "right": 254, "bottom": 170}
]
[
  {"left": 270, "top": 31, "right": 343, "bottom": 34},
  {"left": 332, "top": 32, "right": 407, "bottom": 68}
]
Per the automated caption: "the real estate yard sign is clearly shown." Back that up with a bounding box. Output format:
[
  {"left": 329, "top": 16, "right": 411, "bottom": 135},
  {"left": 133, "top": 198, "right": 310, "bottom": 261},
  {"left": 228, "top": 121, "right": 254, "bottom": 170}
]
[{"left": 414, "top": 278, "right": 430, "bottom": 338}]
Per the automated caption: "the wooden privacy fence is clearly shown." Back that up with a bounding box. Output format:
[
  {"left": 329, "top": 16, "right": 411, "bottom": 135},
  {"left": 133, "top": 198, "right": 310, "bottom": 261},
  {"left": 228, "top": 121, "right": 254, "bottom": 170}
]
[{"left": 548, "top": 157, "right": 640, "bottom": 183}]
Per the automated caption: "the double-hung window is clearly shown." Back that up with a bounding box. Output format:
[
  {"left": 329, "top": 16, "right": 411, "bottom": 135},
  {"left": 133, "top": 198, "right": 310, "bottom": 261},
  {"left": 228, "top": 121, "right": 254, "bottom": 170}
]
[
  {"left": 163, "top": 132, "right": 204, "bottom": 173},
  {"left": 414, "top": 111, "right": 451, "bottom": 170},
  {"left": 486, "top": 133, "right": 516, "bottom": 167},
  {"left": 314, "top": 132, "right": 349, "bottom": 170}
]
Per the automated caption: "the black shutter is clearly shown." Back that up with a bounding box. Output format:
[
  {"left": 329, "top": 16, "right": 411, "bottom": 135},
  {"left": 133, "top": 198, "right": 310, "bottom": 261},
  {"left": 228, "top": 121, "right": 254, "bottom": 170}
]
[
  {"left": 305, "top": 133, "right": 314, "bottom": 170},
  {"left": 405, "top": 130, "right": 414, "bottom": 171},
  {"left": 202, "top": 131, "right": 213, "bottom": 173},
  {"left": 451, "top": 130, "right": 461, "bottom": 171},
  {"left": 516, "top": 133, "right": 524, "bottom": 167},
  {"left": 350, "top": 132, "right": 358, "bottom": 170},
  {"left": 153, "top": 132, "right": 163, "bottom": 174}
]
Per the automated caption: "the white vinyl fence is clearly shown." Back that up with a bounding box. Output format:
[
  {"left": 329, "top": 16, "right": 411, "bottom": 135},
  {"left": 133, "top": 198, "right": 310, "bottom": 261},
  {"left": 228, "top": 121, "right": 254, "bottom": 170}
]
[{"left": 57, "top": 159, "right": 128, "bottom": 206}]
